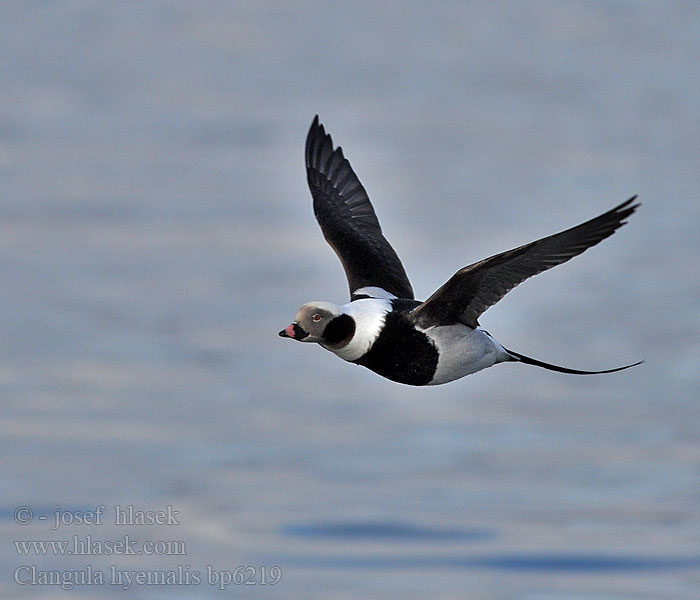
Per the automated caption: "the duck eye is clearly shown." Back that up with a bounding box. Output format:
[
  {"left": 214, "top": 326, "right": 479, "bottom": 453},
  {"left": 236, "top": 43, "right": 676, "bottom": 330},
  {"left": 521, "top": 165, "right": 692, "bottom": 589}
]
[{"left": 312, "top": 313, "right": 322, "bottom": 322}]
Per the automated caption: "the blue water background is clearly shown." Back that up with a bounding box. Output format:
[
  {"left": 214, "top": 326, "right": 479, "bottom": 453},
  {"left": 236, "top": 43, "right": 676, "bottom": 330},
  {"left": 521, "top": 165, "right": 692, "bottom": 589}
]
[{"left": 1, "top": 3, "right": 699, "bottom": 598}]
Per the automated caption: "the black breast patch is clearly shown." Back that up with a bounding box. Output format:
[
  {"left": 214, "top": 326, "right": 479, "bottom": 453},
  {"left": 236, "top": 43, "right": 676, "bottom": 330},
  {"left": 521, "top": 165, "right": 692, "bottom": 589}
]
[{"left": 352, "top": 310, "right": 439, "bottom": 386}]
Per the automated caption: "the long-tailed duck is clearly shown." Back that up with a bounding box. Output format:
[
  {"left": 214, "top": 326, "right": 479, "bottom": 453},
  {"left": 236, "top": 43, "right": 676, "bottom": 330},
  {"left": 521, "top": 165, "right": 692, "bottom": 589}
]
[{"left": 279, "top": 116, "right": 642, "bottom": 386}]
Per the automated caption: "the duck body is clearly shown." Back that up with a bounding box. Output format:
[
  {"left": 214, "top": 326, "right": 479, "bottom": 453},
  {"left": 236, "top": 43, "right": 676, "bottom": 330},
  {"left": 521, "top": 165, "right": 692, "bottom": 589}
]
[
  {"left": 279, "top": 117, "right": 642, "bottom": 385},
  {"left": 297, "top": 296, "right": 511, "bottom": 386}
]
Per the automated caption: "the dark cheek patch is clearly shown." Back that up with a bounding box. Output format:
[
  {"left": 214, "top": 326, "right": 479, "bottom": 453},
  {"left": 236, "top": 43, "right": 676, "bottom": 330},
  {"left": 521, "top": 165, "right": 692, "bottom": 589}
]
[{"left": 323, "top": 314, "right": 355, "bottom": 345}]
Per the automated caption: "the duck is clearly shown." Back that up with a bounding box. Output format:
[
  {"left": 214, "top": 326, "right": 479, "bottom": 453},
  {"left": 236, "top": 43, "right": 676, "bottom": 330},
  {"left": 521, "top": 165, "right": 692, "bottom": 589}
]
[{"left": 279, "top": 116, "right": 642, "bottom": 386}]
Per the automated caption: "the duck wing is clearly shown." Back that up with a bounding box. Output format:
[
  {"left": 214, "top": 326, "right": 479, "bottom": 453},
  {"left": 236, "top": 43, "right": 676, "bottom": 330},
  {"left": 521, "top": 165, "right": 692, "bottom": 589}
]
[
  {"left": 306, "top": 116, "right": 414, "bottom": 300},
  {"left": 410, "top": 197, "right": 639, "bottom": 328}
]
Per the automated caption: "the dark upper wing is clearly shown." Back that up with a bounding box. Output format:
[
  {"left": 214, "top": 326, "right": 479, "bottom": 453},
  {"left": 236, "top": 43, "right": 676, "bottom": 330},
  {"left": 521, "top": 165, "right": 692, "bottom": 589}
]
[
  {"left": 410, "top": 197, "right": 639, "bottom": 328},
  {"left": 305, "top": 116, "right": 414, "bottom": 300}
]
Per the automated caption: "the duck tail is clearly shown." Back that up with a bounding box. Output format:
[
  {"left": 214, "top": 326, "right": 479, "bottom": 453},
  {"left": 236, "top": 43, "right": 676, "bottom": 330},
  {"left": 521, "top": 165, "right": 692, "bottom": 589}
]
[{"left": 503, "top": 346, "right": 644, "bottom": 375}]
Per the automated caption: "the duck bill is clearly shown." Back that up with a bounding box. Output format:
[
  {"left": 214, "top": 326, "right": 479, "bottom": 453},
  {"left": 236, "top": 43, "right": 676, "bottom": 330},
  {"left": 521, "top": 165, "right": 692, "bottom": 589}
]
[
  {"left": 279, "top": 322, "right": 309, "bottom": 340},
  {"left": 279, "top": 324, "right": 294, "bottom": 338}
]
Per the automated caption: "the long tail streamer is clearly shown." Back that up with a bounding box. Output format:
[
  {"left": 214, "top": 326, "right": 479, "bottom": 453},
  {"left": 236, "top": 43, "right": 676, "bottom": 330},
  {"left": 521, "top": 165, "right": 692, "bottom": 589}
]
[{"left": 504, "top": 346, "right": 644, "bottom": 375}]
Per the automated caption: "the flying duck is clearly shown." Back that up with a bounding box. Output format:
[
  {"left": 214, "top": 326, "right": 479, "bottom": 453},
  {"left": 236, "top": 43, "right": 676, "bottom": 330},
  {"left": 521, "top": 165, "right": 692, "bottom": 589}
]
[{"left": 279, "top": 116, "right": 642, "bottom": 386}]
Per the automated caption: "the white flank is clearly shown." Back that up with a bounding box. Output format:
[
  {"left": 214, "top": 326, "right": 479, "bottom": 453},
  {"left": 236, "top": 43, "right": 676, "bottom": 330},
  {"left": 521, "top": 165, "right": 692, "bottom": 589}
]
[{"left": 421, "top": 325, "right": 511, "bottom": 385}]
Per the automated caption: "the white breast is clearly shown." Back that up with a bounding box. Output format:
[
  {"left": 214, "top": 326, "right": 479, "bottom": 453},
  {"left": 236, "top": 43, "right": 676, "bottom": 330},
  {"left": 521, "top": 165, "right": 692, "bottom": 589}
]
[{"left": 325, "top": 298, "right": 392, "bottom": 362}]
